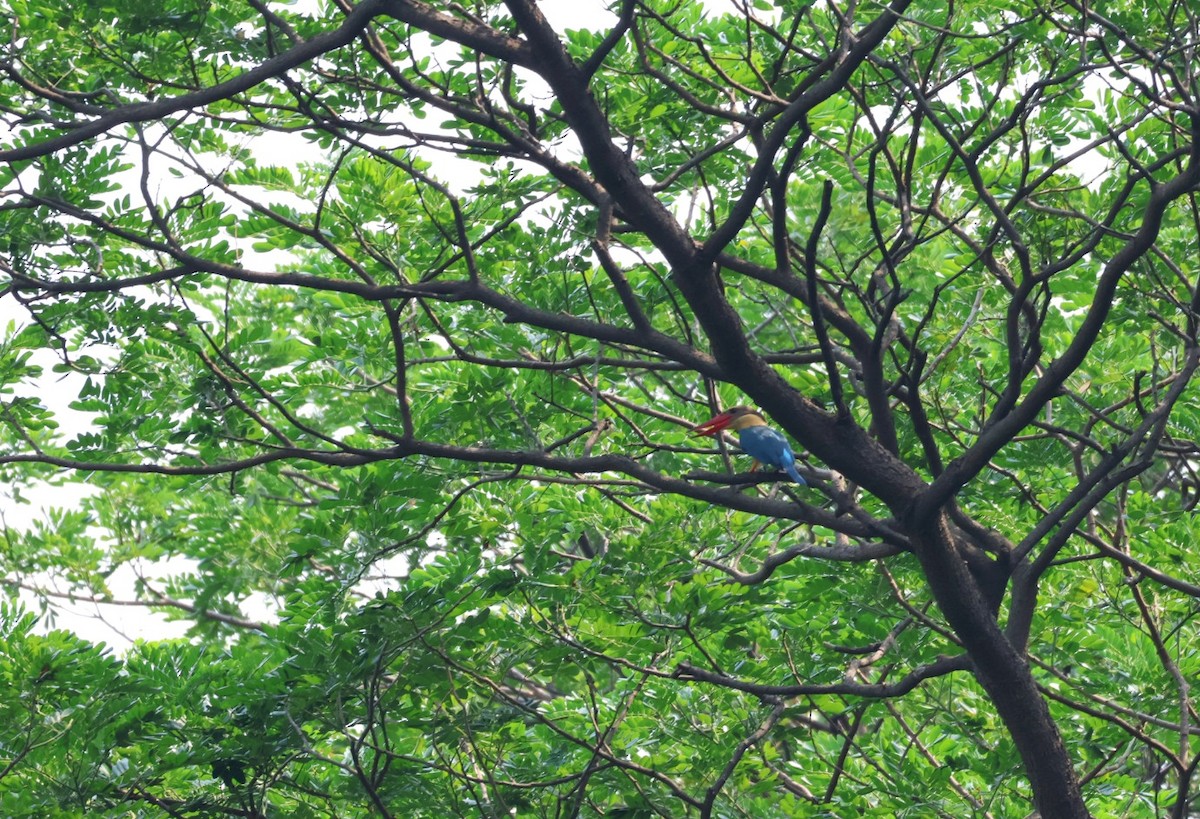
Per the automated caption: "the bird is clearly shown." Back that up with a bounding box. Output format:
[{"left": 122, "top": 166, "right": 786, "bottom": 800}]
[{"left": 692, "top": 406, "right": 806, "bottom": 485}]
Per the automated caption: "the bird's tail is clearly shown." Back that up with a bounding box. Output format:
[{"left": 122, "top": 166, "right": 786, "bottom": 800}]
[{"left": 784, "top": 461, "right": 806, "bottom": 486}]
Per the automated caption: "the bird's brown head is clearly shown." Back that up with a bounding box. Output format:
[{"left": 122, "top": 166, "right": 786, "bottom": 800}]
[{"left": 691, "top": 405, "right": 763, "bottom": 436}]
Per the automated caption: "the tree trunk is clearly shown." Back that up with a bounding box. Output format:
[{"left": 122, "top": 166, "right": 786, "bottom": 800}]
[{"left": 910, "top": 513, "right": 1092, "bottom": 819}]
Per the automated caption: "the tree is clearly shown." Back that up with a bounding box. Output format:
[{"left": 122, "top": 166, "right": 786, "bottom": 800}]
[{"left": 1, "top": 0, "right": 1199, "bottom": 815}]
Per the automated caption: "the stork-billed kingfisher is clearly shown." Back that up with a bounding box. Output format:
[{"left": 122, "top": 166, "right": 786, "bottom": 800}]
[{"left": 692, "top": 406, "right": 806, "bottom": 485}]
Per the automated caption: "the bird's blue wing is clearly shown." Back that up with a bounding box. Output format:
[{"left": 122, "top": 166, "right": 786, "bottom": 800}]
[
  {"left": 737, "top": 425, "right": 791, "bottom": 467},
  {"left": 738, "top": 426, "right": 805, "bottom": 485}
]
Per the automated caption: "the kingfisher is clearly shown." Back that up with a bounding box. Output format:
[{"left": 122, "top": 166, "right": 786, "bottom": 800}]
[{"left": 692, "top": 406, "right": 806, "bottom": 485}]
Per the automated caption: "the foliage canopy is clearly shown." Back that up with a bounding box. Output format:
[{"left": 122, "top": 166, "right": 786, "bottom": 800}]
[{"left": 2, "top": 0, "right": 1200, "bottom": 817}]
